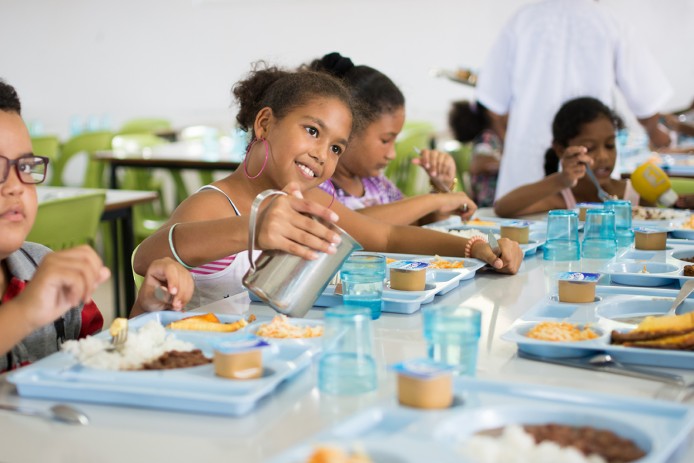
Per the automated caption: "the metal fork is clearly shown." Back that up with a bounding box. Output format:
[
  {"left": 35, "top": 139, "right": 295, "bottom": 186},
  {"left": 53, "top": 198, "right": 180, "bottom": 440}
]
[
  {"left": 106, "top": 318, "right": 128, "bottom": 353},
  {"left": 583, "top": 163, "right": 614, "bottom": 202}
]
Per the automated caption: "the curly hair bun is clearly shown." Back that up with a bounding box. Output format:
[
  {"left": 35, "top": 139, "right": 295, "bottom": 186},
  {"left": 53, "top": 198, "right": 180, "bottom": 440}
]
[{"left": 321, "top": 52, "right": 355, "bottom": 77}]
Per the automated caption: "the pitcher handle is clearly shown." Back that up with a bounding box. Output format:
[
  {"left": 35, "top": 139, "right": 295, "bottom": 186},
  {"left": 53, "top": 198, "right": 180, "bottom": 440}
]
[{"left": 247, "top": 189, "right": 288, "bottom": 272}]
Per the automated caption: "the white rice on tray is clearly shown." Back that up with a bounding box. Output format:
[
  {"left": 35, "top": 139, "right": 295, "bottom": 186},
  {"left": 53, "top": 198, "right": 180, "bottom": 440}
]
[
  {"left": 61, "top": 320, "right": 195, "bottom": 370},
  {"left": 428, "top": 226, "right": 495, "bottom": 240}
]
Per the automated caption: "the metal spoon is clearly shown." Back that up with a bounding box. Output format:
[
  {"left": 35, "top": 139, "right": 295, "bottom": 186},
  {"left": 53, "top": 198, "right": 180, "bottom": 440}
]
[
  {"left": 587, "top": 353, "right": 685, "bottom": 385},
  {"left": 612, "top": 279, "right": 694, "bottom": 324},
  {"left": 0, "top": 403, "right": 89, "bottom": 425}
]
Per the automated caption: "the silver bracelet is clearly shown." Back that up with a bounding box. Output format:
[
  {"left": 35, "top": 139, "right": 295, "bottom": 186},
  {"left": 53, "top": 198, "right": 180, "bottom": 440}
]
[{"left": 168, "top": 223, "right": 194, "bottom": 270}]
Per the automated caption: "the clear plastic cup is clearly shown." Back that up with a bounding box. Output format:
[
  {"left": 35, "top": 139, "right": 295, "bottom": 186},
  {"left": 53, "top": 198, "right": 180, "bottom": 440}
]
[
  {"left": 422, "top": 306, "right": 481, "bottom": 376},
  {"left": 340, "top": 253, "right": 386, "bottom": 320},
  {"left": 604, "top": 199, "right": 634, "bottom": 248},
  {"left": 543, "top": 209, "right": 580, "bottom": 261},
  {"left": 582, "top": 209, "right": 617, "bottom": 259},
  {"left": 318, "top": 306, "right": 377, "bottom": 395}
]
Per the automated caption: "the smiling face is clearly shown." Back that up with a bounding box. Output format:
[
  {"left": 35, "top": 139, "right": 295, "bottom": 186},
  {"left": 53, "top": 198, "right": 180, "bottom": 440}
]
[
  {"left": 336, "top": 107, "right": 405, "bottom": 178},
  {"left": 565, "top": 115, "right": 617, "bottom": 185},
  {"left": 0, "top": 110, "right": 37, "bottom": 259},
  {"left": 249, "top": 97, "right": 352, "bottom": 190}
]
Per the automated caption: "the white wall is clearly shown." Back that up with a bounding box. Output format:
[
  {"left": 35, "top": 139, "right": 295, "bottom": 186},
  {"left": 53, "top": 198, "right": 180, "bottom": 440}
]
[{"left": 2, "top": 0, "right": 692, "bottom": 138}]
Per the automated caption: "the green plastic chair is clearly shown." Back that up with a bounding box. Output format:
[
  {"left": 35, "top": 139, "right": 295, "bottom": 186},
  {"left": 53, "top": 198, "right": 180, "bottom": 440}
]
[
  {"left": 31, "top": 135, "right": 61, "bottom": 185},
  {"left": 131, "top": 243, "right": 144, "bottom": 292},
  {"left": 112, "top": 134, "right": 172, "bottom": 243},
  {"left": 384, "top": 121, "right": 436, "bottom": 197},
  {"left": 51, "top": 131, "right": 114, "bottom": 188},
  {"left": 447, "top": 142, "right": 473, "bottom": 195},
  {"left": 31, "top": 135, "right": 60, "bottom": 160},
  {"left": 119, "top": 118, "right": 172, "bottom": 135},
  {"left": 28, "top": 192, "right": 106, "bottom": 250}
]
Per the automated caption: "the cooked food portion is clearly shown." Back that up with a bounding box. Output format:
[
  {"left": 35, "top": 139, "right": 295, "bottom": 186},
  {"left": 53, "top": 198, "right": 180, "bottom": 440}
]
[
  {"left": 464, "top": 218, "right": 498, "bottom": 227},
  {"left": 679, "top": 216, "right": 694, "bottom": 229},
  {"left": 307, "top": 445, "right": 372, "bottom": 463},
  {"left": 462, "top": 424, "right": 645, "bottom": 463},
  {"left": 62, "top": 321, "right": 196, "bottom": 370},
  {"left": 525, "top": 322, "right": 599, "bottom": 342},
  {"left": 525, "top": 423, "right": 645, "bottom": 463},
  {"left": 632, "top": 206, "right": 687, "bottom": 221},
  {"left": 429, "top": 226, "right": 490, "bottom": 241},
  {"left": 684, "top": 264, "right": 694, "bottom": 277},
  {"left": 255, "top": 315, "right": 323, "bottom": 339},
  {"left": 428, "top": 255, "right": 464, "bottom": 269},
  {"left": 611, "top": 311, "right": 694, "bottom": 349},
  {"left": 141, "top": 349, "right": 211, "bottom": 370},
  {"left": 166, "top": 313, "right": 255, "bottom": 332}
]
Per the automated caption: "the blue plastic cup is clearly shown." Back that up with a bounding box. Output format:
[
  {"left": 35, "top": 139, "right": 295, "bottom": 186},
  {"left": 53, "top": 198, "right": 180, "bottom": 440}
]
[
  {"left": 340, "top": 252, "right": 386, "bottom": 320},
  {"left": 543, "top": 209, "right": 580, "bottom": 261},
  {"left": 318, "top": 306, "right": 377, "bottom": 395},
  {"left": 582, "top": 209, "right": 617, "bottom": 259},
  {"left": 604, "top": 200, "right": 634, "bottom": 248},
  {"left": 422, "top": 306, "right": 481, "bottom": 376}
]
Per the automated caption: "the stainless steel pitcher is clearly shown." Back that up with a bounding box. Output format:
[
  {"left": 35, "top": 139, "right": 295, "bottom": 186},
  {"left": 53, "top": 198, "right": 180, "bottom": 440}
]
[{"left": 242, "top": 189, "right": 362, "bottom": 318}]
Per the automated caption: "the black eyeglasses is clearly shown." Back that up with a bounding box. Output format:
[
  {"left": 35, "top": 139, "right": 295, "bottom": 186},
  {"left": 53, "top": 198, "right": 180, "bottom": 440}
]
[{"left": 0, "top": 154, "right": 50, "bottom": 185}]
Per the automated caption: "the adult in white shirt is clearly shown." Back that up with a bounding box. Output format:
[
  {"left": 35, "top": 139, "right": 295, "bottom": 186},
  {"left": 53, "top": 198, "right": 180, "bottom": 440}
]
[{"left": 476, "top": 0, "right": 673, "bottom": 200}]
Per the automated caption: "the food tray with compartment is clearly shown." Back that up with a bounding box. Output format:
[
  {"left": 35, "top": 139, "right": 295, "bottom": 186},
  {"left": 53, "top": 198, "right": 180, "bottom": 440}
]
[
  {"left": 267, "top": 377, "right": 694, "bottom": 463},
  {"left": 313, "top": 254, "right": 485, "bottom": 315},
  {"left": 7, "top": 311, "right": 316, "bottom": 416},
  {"left": 601, "top": 243, "right": 694, "bottom": 287},
  {"left": 500, "top": 290, "right": 694, "bottom": 369}
]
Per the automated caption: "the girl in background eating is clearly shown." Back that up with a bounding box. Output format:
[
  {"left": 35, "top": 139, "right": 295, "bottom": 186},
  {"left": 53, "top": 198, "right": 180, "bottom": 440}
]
[
  {"left": 134, "top": 63, "right": 523, "bottom": 308},
  {"left": 448, "top": 100, "right": 505, "bottom": 207},
  {"left": 307, "top": 52, "right": 477, "bottom": 225},
  {"left": 494, "top": 97, "right": 642, "bottom": 218}
]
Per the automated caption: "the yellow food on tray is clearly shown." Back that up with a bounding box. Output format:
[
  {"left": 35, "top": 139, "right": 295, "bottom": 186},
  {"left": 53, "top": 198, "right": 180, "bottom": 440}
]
[
  {"left": 526, "top": 321, "right": 599, "bottom": 342},
  {"left": 256, "top": 315, "right": 323, "bottom": 339},
  {"left": 428, "top": 255, "right": 464, "bottom": 269},
  {"left": 680, "top": 216, "right": 694, "bottom": 230},
  {"left": 166, "top": 313, "right": 254, "bottom": 333},
  {"left": 464, "top": 218, "right": 497, "bottom": 227},
  {"left": 307, "top": 445, "right": 372, "bottom": 463}
]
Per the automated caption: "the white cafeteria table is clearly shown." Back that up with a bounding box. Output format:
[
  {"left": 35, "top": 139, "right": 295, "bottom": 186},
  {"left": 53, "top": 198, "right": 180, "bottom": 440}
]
[{"left": 1, "top": 215, "right": 693, "bottom": 462}]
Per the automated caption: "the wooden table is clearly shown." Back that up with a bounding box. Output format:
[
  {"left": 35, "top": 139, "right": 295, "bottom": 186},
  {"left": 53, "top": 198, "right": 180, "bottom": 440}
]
[{"left": 37, "top": 186, "right": 158, "bottom": 317}]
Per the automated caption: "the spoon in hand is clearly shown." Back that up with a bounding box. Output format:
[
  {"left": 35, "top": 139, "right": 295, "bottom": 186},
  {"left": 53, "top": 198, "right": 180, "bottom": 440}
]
[{"left": 0, "top": 403, "right": 89, "bottom": 425}]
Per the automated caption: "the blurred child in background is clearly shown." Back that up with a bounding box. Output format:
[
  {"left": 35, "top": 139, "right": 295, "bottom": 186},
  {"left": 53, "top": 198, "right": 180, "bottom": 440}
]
[{"left": 448, "top": 100, "right": 505, "bottom": 207}]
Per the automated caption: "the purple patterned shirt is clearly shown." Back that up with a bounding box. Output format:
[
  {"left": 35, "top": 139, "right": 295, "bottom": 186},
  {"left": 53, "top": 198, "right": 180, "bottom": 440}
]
[{"left": 319, "top": 175, "right": 404, "bottom": 210}]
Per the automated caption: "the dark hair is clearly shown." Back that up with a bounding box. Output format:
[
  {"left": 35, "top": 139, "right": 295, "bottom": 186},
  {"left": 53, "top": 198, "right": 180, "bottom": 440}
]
[
  {"left": 0, "top": 79, "right": 21, "bottom": 115},
  {"left": 232, "top": 62, "right": 353, "bottom": 136},
  {"left": 544, "top": 97, "right": 624, "bottom": 175},
  {"left": 306, "top": 52, "right": 405, "bottom": 133},
  {"left": 448, "top": 100, "right": 489, "bottom": 142}
]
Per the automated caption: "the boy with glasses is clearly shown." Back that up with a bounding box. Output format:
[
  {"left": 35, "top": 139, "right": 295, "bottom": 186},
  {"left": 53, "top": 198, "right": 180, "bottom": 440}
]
[{"left": 0, "top": 79, "right": 193, "bottom": 372}]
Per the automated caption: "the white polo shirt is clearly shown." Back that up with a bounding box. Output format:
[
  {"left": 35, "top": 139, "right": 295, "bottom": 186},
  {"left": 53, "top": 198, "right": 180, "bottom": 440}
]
[{"left": 476, "top": 0, "right": 672, "bottom": 200}]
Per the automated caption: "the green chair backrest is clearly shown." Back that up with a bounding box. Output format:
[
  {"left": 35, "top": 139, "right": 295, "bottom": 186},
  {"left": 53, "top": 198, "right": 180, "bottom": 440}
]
[
  {"left": 28, "top": 192, "right": 106, "bottom": 250},
  {"left": 448, "top": 142, "right": 473, "bottom": 195},
  {"left": 31, "top": 135, "right": 61, "bottom": 185},
  {"left": 119, "top": 118, "right": 171, "bottom": 135},
  {"left": 51, "top": 131, "right": 114, "bottom": 188},
  {"left": 384, "top": 121, "right": 436, "bottom": 197},
  {"left": 132, "top": 243, "right": 144, "bottom": 291},
  {"left": 31, "top": 135, "right": 61, "bottom": 161},
  {"left": 670, "top": 177, "right": 694, "bottom": 195}
]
